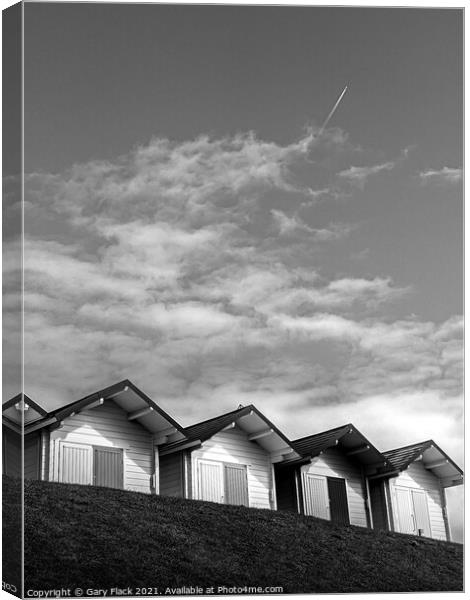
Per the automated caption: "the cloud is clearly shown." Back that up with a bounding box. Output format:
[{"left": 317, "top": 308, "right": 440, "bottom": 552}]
[
  {"left": 270, "top": 209, "right": 354, "bottom": 242},
  {"left": 270, "top": 209, "right": 314, "bottom": 236},
  {"left": 15, "top": 131, "right": 461, "bottom": 414},
  {"left": 337, "top": 161, "right": 396, "bottom": 189},
  {"left": 419, "top": 167, "right": 462, "bottom": 185}
]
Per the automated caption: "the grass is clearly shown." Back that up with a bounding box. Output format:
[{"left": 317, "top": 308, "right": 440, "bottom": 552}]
[
  {"left": 4, "top": 476, "right": 464, "bottom": 594},
  {"left": 2, "top": 475, "right": 22, "bottom": 594}
]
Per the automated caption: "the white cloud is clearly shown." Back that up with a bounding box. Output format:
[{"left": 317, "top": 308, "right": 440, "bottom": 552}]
[
  {"left": 337, "top": 161, "right": 395, "bottom": 189},
  {"left": 271, "top": 209, "right": 354, "bottom": 242},
  {"left": 419, "top": 167, "right": 462, "bottom": 185},
  {"left": 271, "top": 209, "right": 313, "bottom": 236}
]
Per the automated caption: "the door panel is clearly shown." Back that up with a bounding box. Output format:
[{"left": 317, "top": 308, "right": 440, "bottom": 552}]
[
  {"left": 224, "top": 464, "right": 249, "bottom": 506},
  {"left": 327, "top": 477, "right": 350, "bottom": 525},
  {"left": 60, "top": 442, "right": 93, "bottom": 485},
  {"left": 93, "top": 446, "right": 123, "bottom": 489},
  {"left": 395, "top": 487, "right": 414, "bottom": 534},
  {"left": 303, "top": 473, "right": 329, "bottom": 519},
  {"left": 198, "top": 460, "right": 223, "bottom": 503},
  {"left": 411, "top": 489, "right": 431, "bottom": 537}
]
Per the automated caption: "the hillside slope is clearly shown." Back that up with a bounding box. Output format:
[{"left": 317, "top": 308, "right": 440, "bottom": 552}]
[{"left": 5, "top": 476, "right": 464, "bottom": 594}]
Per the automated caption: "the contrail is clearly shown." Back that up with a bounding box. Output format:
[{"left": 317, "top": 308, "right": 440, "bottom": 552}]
[{"left": 318, "top": 85, "right": 348, "bottom": 135}]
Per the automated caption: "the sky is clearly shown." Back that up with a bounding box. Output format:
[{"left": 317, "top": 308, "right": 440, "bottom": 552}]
[{"left": 2, "top": 3, "right": 463, "bottom": 539}]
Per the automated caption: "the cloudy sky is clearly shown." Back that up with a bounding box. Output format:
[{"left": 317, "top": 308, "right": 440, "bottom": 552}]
[{"left": 3, "top": 4, "right": 463, "bottom": 537}]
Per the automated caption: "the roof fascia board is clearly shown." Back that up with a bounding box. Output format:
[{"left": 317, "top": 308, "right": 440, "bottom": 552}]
[
  {"left": 24, "top": 417, "right": 59, "bottom": 434},
  {"left": 424, "top": 440, "right": 463, "bottom": 476},
  {"left": 159, "top": 439, "right": 202, "bottom": 456},
  {"left": 368, "top": 469, "right": 400, "bottom": 481},
  {"left": 2, "top": 416, "right": 22, "bottom": 433},
  {"left": 125, "top": 380, "right": 187, "bottom": 437}
]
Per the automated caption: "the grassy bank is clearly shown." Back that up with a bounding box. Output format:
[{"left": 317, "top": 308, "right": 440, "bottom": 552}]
[{"left": 3, "top": 476, "right": 463, "bottom": 594}]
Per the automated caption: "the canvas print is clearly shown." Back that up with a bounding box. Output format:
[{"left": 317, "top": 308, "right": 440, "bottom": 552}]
[{"left": 2, "top": 2, "right": 464, "bottom": 597}]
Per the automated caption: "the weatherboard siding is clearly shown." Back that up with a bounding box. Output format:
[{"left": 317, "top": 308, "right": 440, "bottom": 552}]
[
  {"left": 300, "top": 447, "right": 368, "bottom": 527},
  {"left": 2, "top": 426, "right": 21, "bottom": 477},
  {"left": 48, "top": 401, "right": 154, "bottom": 493},
  {"left": 389, "top": 461, "right": 447, "bottom": 540},
  {"left": 24, "top": 433, "right": 41, "bottom": 479},
  {"left": 191, "top": 426, "right": 274, "bottom": 509}
]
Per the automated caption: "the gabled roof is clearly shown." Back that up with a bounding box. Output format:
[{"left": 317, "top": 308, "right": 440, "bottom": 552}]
[
  {"left": 49, "top": 380, "right": 183, "bottom": 431},
  {"left": 160, "top": 404, "right": 302, "bottom": 462},
  {"left": 292, "top": 423, "right": 394, "bottom": 471},
  {"left": 292, "top": 424, "right": 351, "bottom": 457},
  {"left": 4, "top": 380, "right": 187, "bottom": 440},
  {"left": 383, "top": 440, "right": 432, "bottom": 471},
  {"left": 383, "top": 439, "right": 463, "bottom": 487},
  {"left": 183, "top": 405, "right": 257, "bottom": 443},
  {"left": 2, "top": 393, "right": 48, "bottom": 429},
  {"left": 3, "top": 393, "right": 48, "bottom": 416}
]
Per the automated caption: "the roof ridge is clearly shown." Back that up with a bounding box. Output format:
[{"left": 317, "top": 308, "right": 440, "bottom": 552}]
[
  {"left": 48, "top": 379, "right": 132, "bottom": 416},
  {"left": 292, "top": 423, "right": 352, "bottom": 443},
  {"left": 184, "top": 404, "right": 255, "bottom": 432}
]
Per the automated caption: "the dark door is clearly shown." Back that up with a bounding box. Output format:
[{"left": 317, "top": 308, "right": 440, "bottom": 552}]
[
  {"left": 327, "top": 477, "right": 350, "bottom": 525},
  {"left": 93, "top": 446, "right": 123, "bottom": 489},
  {"left": 224, "top": 464, "right": 249, "bottom": 506},
  {"left": 274, "top": 464, "right": 299, "bottom": 512},
  {"left": 369, "top": 478, "right": 389, "bottom": 531}
]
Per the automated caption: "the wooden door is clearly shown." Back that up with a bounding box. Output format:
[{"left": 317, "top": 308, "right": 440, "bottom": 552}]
[
  {"left": 224, "top": 464, "right": 249, "bottom": 506},
  {"left": 395, "top": 486, "right": 415, "bottom": 534},
  {"left": 327, "top": 477, "right": 350, "bottom": 525},
  {"left": 198, "top": 460, "right": 223, "bottom": 503},
  {"left": 303, "top": 473, "right": 329, "bottom": 519},
  {"left": 411, "top": 489, "right": 431, "bottom": 537},
  {"left": 59, "top": 442, "right": 93, "bottom": 485},
  {"left": 93, "top": 446, "right": 123, "bottom": 489},
  {"left": 369, "top": 478, "right": 389, "bottom": 531}
]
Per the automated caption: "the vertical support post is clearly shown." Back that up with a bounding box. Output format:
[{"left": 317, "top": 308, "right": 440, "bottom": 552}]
[
  {"left": 363, "top": 467, "right": 373, "bottom": 529},
  {"left": 40, "top": 429, "right": 49, "bottom": 481},
  {"left": 183, "top": 451, "right": 190, "bottom": 499},
  {"left": 52, "top": 436, "right": 59, "bottom": 482},
  {"left": 154, "top": 446, "right": 160, "bottom": 495},
  {"left": 384, "top": 479, "right": 395, "bottom": 532},
  {"left": 270, "top": 463, "right": 278, "bottom": 511},
  {"left": 295, "top": 468, "right": 304, "bottom": 515},
  {"left": 439, "top": 481, "right": 451, "bottom": 542}
]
